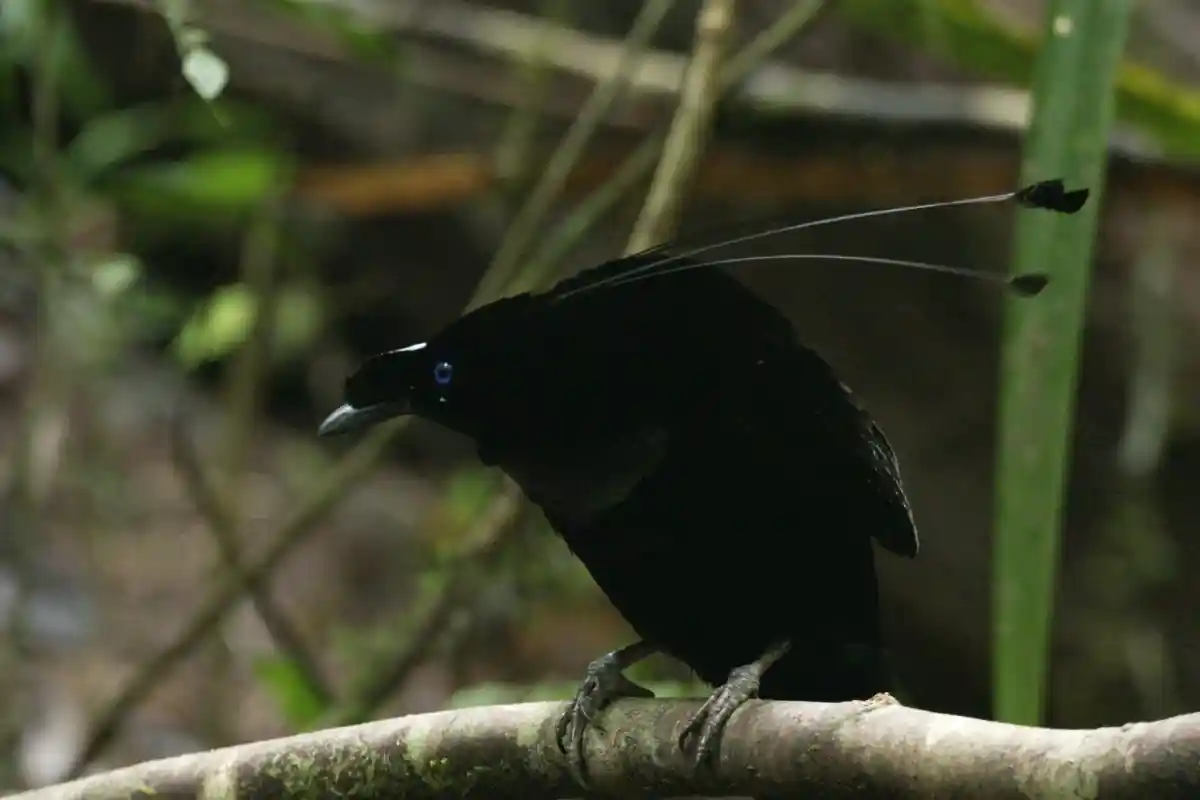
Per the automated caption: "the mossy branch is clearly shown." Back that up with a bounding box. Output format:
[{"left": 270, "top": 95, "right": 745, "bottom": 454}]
[{"left": 14, "top": 698, "right": 1200, "bottom": 799}]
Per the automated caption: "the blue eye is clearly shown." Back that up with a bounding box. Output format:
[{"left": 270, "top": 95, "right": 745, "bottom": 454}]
[{"left": 433, "top": 360, "right": 454, "bottom": 386}]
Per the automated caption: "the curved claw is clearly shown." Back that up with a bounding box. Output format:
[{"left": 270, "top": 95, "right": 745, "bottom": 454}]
[
  {"left": 679, "top": 640, "right": 790, "bottom": 769},
  {"left": 555, "top": 650, "right": 655, "bottom": 784},
  {"left": 678, "top": 680, "right": 753, "bottom": 768}
]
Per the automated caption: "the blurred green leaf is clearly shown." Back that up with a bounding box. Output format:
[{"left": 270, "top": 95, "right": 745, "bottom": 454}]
[
  {"left": 993, "top": 0, "right": 1131, "bottom": 725},
  {"left": 174, "top": 283, "right": 254, "bottom": 368},
  {"left": 0, "top": 0, "right": 112, "bottom": 118},
  {"left": 139, "top": 148, "right": 286, "bottom": 206},
  {"left": 66, "top": 98, "right": 284, "bottom": 185},
  {"left": 443, "top": 469, "right": 501, "bottom": 531},
  {"left": 838, "top": 0, "right": 1200, "bottom": 159},
  {"left": 254, "top": 655, "right": 327, "bottom": 728},
  {"left": 110, "top": 147, "right": 292, "bottom": 225},
  {"left": 89, "top": 252, "right": 141, "bottom": 297},
  {"left": 266, "top": 0, "right": 400, "bottom": 65},
  {"left": 65, "top": 106, "right": 178, "bottom": 182},
  {"left": 172, "top": 281, "right": 322, "bottom": 368}
]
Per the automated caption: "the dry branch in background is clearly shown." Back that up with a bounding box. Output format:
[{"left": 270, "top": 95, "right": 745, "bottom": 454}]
[
  {"left": 474, "top": 0, "right": 678, "bottom": 306},
  {"left": 626, "top": 0, "right": 737, "bottom": 252},
  {"left": 317, "top": 482, "right": 525, "bottom": 729},
  {"left": 169, "top": 417, "right": 334, "bottom": 706},
  {"left": 94, "top": 0, "right": 1036, "bottom": 141},
  {"left": 12, "top": 699, "right": 1200, "bottom": 799}
]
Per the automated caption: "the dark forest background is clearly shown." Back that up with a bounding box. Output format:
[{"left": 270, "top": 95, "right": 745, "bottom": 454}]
[{"left": 1, "top": 0, "right": 1198, "bottom": 790}]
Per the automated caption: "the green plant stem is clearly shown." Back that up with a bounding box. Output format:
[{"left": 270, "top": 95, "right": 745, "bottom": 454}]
[{"left": 992, "top": 0, "right": 1132, "bottom": 725}]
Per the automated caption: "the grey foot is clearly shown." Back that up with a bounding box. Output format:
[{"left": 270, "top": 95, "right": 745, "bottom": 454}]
[{"left": 556, "top": 641, "right": 657, "bottom": 783}]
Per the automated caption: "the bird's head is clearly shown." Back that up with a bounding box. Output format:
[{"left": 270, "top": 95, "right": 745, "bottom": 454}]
[
  {"left": 317, "top": 293, "right": 678, "bottom": 449},
  {"left": 318, "top": 174, "right": 1091, "bottom": 448}
]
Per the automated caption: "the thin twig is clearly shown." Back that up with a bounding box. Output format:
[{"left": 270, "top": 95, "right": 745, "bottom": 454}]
[
  {"left": 473, "top": 0, "right": 678, "bottom": 308},
  {"left": 490, "top": 0, "right": 563, "bottom": 192},
  {"left": 319, "top": 482, "right": 525, "bottom": 729},
  {"left": 65, "top": 416, "right": 409, "bottom": 778},
  {"left": 168, "top": 415, "right": 335, "bottom": 707},
  {"left": 198, "top": 196, "right": 287, "bottom": 744},
  {"left": 723, "top": 0, "right": 824, "bottom": 83},
  {"left": 511, "top": 137, "right": 662, "bottom": 293},
  {"left": 524, "top": 0, "right": 824, "bottom": 272},
  {"left": 626, "top": 0, "right": 737, "bottom": 253},
  {"left": 220, "top": 199, "right": 285, "bottom": 493}
]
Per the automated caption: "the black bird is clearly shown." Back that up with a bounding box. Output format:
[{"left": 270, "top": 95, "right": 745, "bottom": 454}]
[{"left": 318, "top": 180, "right": 1088, "bottom": 777}]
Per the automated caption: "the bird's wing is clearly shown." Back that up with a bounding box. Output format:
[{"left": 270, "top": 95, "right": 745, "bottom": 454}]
[{"left": 719, "top": 341, "right": 920, "bottom": 559}]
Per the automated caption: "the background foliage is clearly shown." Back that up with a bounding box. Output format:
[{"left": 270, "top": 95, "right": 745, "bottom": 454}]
[{"left": 0, "top": 0, "right": 1196, "bottom": 790}]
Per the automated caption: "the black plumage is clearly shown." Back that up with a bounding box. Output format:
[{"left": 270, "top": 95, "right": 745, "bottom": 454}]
[{"left": 318, "top": 179, "right": 1087, "bottom": 777}]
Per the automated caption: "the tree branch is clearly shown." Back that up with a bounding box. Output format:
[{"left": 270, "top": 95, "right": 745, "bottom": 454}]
[
  {"left": 626, "top": 0, "right": 737, "bottom": 252},
  {"left": 318, "top": 482, "right": 524, "bottom": 729},
  {"left": 474, "top": 0, "right": 678, "bottom": 307},
  {"left": 13, "top": 699, "right": 1200, "bottom": 799},
  {"left": 169, "top": 414, "right": 334, "bottom": 707},
  {"left": 94, "top": 0, "right": 1035, "bottom": 139}
]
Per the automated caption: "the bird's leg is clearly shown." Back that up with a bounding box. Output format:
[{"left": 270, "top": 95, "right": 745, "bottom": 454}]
[
  {"left": 679, "top": 638, "right": 792, "bottom": 768},
  {"left": 556, "top": 639, "right": 658, "bottom": 782}
]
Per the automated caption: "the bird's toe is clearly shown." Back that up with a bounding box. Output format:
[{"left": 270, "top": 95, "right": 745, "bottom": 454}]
[{"left": 557, "top": 650, "right": 655, "bottom": 783}]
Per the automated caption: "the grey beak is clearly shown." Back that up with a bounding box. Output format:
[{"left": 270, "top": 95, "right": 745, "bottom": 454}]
[{"left": 317, "top": 402, "right": 410, "bottom": 437}]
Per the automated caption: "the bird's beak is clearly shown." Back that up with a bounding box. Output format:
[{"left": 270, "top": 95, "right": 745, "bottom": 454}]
[{"left": 317, "top": 401, "right": 411, "bottom": 437}]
